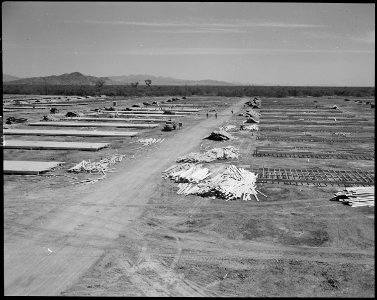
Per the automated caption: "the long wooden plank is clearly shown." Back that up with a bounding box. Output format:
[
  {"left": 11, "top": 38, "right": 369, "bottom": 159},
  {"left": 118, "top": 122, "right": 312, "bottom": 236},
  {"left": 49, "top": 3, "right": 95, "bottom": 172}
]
[
  {"left": 116, "top": 110, "right": 194, "bottom": 114},
  {"left": 127, "top": 108, "right": 200, "bottom": 112},
  {"left": 145, "top": 108, "right": 200, "bottom": 112},
  {"left": 28, "top": 121, "right": 159, "bottom": 128},
  {"left": 62, "top": 117, "right": 169, "bottom": 123},
  {"left": 4, "top": 129, "right": 138, "bottom": 137},
  {"left": 4, "top": 160, "right": 65, "bottom": 175},
  {"left": 3, "top": 140, "right": 110, "bottom": 151},
  {"left": 2, "top": 106, "right": 49, "bottom": 109},
  {"left": 30, "top": 103, "right": 89, "bottom": 106},
  {"left": 109, "top": 113, "right": 185, "bottom": 118}
]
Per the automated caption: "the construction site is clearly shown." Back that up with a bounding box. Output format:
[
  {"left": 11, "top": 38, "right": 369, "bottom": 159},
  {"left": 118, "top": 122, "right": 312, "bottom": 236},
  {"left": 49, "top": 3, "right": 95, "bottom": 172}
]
[{"left": 3, "top": 94, "right": 374, "bottom": 296}]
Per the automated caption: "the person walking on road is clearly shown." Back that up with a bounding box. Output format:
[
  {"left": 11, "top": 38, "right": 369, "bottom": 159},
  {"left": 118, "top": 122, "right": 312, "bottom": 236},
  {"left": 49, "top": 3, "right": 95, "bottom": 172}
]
[
  {"left": 231, "top": 109, "right": 234, "bottom": 114},
  {"left": 206, "top": 112, "right": 209, "bottom": 118},
  {"left": 215, "top": 112, "right": 217, "bottom": 119}
]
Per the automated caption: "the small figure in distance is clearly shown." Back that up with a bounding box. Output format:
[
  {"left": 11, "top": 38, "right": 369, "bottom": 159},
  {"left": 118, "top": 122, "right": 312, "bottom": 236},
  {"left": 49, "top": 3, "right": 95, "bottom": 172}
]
[
  {"left": 215, "top": 112, "right": 218, "bottom": 119},
  {"left": 206, "top": 112, "right": 209, "bottom": 118}
]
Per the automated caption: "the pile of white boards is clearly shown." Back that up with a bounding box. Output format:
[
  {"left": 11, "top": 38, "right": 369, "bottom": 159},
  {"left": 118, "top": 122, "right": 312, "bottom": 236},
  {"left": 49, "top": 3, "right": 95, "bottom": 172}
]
[
  {"left": 68, "top": 154, "right": 126, "bottom": 175},
  {"left": 137, "top": 138, "right": 165, "bottom": 145},
  {"left": 330, "top": 186, "right": 374, "bottom": 207},
  {"left": 162, "top": 163, "right": 264, "bottom": 201},
  {"left": 219, "top": 125, "right": 237, "bottom": 131},
  {"left": 68, "top": 154, "right": 127, "bottom": 184},
  {"left": 177, "top": 146, "right": 239, "bottom": 163},
  {"left": 243, "top": 124, "right": 259, "bottom": 131},
  {"left": 333, "top": 132, "right": 351, "bottom": 136}
]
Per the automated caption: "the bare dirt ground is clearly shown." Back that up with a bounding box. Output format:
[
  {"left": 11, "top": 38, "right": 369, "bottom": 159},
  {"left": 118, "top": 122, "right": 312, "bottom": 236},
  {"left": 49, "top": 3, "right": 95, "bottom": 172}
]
[{"left": 3, "top": 96, "right": 374, "bottom": 296}]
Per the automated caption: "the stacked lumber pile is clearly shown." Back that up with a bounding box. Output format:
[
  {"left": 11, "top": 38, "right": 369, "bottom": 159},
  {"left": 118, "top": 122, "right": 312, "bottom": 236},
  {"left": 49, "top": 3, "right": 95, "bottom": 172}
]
[
  {"left": 330, "top": 186, "right": 374, "bottom": 207},
  {"left": 177, "top": 146, "right": 239, "bottom": 163},
  {"left": 204, "top": 130, "right": 234, "bottom": 141},
  {"left": 162, "top": 163, "right": 211, "bottom": 183},
  {"left": 334, "top": 132, "right": 351, "bottom": 136},
  {"left": 138, "top": 138, "right": 165, "bottom": 145},
  {"left": 163, "top": 164, "right": 262, "bottom": 201},
  {"left": 243, "top": 124, "right": 259, "bottom": 131},
  {"left": 245, "top": 99, "right": 261, "bottom": 109},
  {"left": 244, "top": 109, "right": 261, "bottom": 119},
  {"left": 219, "top": 125, "right": 237, "bottom": 131},
  {"left": 68, "top": 154, "right": 126, "bottom": 175}
]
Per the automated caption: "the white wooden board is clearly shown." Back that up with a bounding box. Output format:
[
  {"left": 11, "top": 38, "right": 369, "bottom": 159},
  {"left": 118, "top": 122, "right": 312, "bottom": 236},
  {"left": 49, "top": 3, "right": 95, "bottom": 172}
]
[
  {"left": 4, "top": 129, "right": 138, "bottom": 137},
  {"left": 4, "top": 160, "right": 65, "bottom": 175},
  {"left": 28, "top": 121, "right": 159, "bottom": 128},
  {"left": 3, "top": 140, "right": 110, "bottom": 151}
]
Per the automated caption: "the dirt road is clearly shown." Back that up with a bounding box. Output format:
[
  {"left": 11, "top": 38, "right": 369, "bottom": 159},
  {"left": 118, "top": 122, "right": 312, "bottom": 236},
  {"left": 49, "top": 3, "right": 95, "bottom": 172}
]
[{"left": 4, "top": 98, "right": 245, "bottom": 295}]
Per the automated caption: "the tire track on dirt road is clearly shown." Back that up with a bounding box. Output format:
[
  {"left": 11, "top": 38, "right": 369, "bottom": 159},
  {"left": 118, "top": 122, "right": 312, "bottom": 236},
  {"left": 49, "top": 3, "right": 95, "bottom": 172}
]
[{"left": 4, "top": 99, "right": 246, "bottom": 296}]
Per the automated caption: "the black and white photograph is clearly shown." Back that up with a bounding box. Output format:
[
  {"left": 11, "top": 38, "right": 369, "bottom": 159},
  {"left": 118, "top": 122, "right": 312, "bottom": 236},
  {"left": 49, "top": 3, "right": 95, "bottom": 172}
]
[{"left": 2, "top": 2, "right": 375, "bottom": 296}]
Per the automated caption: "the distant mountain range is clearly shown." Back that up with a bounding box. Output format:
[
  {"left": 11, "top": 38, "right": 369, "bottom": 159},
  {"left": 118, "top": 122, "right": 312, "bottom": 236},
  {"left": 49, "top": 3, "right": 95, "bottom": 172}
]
[
  {"left": 108, "top": 74, "right": 236, "bottom": 86},
  {"left": 3, "top": 72, "right": 238, "bottom": 86},
  {"left": 3, "top": 72, "right": 110, "bottom": 86},
  {"left": 3, "top": 74, "right": 22, "bottom": 82}
]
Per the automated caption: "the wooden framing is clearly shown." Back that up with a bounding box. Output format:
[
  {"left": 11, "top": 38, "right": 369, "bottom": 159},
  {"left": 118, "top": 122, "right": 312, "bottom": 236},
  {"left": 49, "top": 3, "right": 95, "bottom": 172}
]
[
  {"left": 256, "top": 135, "right": 373, "bottom": 143},
  {"left": 259, "top": 120, "right": 374, "bottom": 126},
  {"left": 253, "top": 147, "right": 374, "bottom": 160},
  {"left": 259, "top": 126, "right": 374, "bottom": 132},
  {"left": 251, "top": 167, "right": 374, "bottom": 186}
]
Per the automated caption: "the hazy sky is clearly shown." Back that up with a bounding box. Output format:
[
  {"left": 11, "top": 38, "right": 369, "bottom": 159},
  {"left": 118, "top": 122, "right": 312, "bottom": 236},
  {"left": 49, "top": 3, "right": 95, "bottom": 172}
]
[{"left": 2, "top": 2, "right": 375, "bottom": 86}]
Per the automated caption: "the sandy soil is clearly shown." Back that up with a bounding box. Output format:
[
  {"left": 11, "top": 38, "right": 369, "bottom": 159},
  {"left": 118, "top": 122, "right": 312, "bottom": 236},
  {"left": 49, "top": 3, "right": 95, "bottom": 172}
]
[{"left": 4, "top": 96, "right": 374, "bottom": 296}]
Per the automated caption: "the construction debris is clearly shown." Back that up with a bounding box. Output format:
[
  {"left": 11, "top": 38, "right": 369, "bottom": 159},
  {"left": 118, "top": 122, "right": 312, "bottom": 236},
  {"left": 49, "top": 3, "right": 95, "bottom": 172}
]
[
  {"left": 65, "top": 111, "right": 84, "bottom": 117},
  {"left": 330, "top": 186, "right": 374, "bottom": 207},
  {"left": 244, "top": 117, "right": 260, "bottom": 124},
  {"left": 6, "top": 117, "right": 28, "bottom": 124},
  {"left": 219, "top": 125, "right": 237, "bottom": 131},
  {"left": 138, "top": 138, "right": 165, "bottom": 145},
  {"left": 177, "top": 146, "right": 239, "bottom": 163},
  {"left": 68, "top": 154, "right": 126, "bottom": 176},
  {"left": 162, "top": 163, "right": 211, "bottom": 183},
  {"left": 41, "top": 114, "right": 59, "bottom": 121},
  {"left": 243, "top": 124, "right": 259, "bottom": 131},
  {"left": 244, "top": 98, "right": 261, "bottom": 109},
  {"left": 50, "top": 107, "right": 59, "bottom": 114},
  {"left": 163, "top": 164, "right": 261, "bottom": 201},
  {"left": 204, "top": 130, "right": 234, "bottom": 141},
  {"left": 244, "top": 109, "right": 261, "bottom": 119},
  {"left": 333, "top": 132, "right": 351, "bottom": 136}
]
